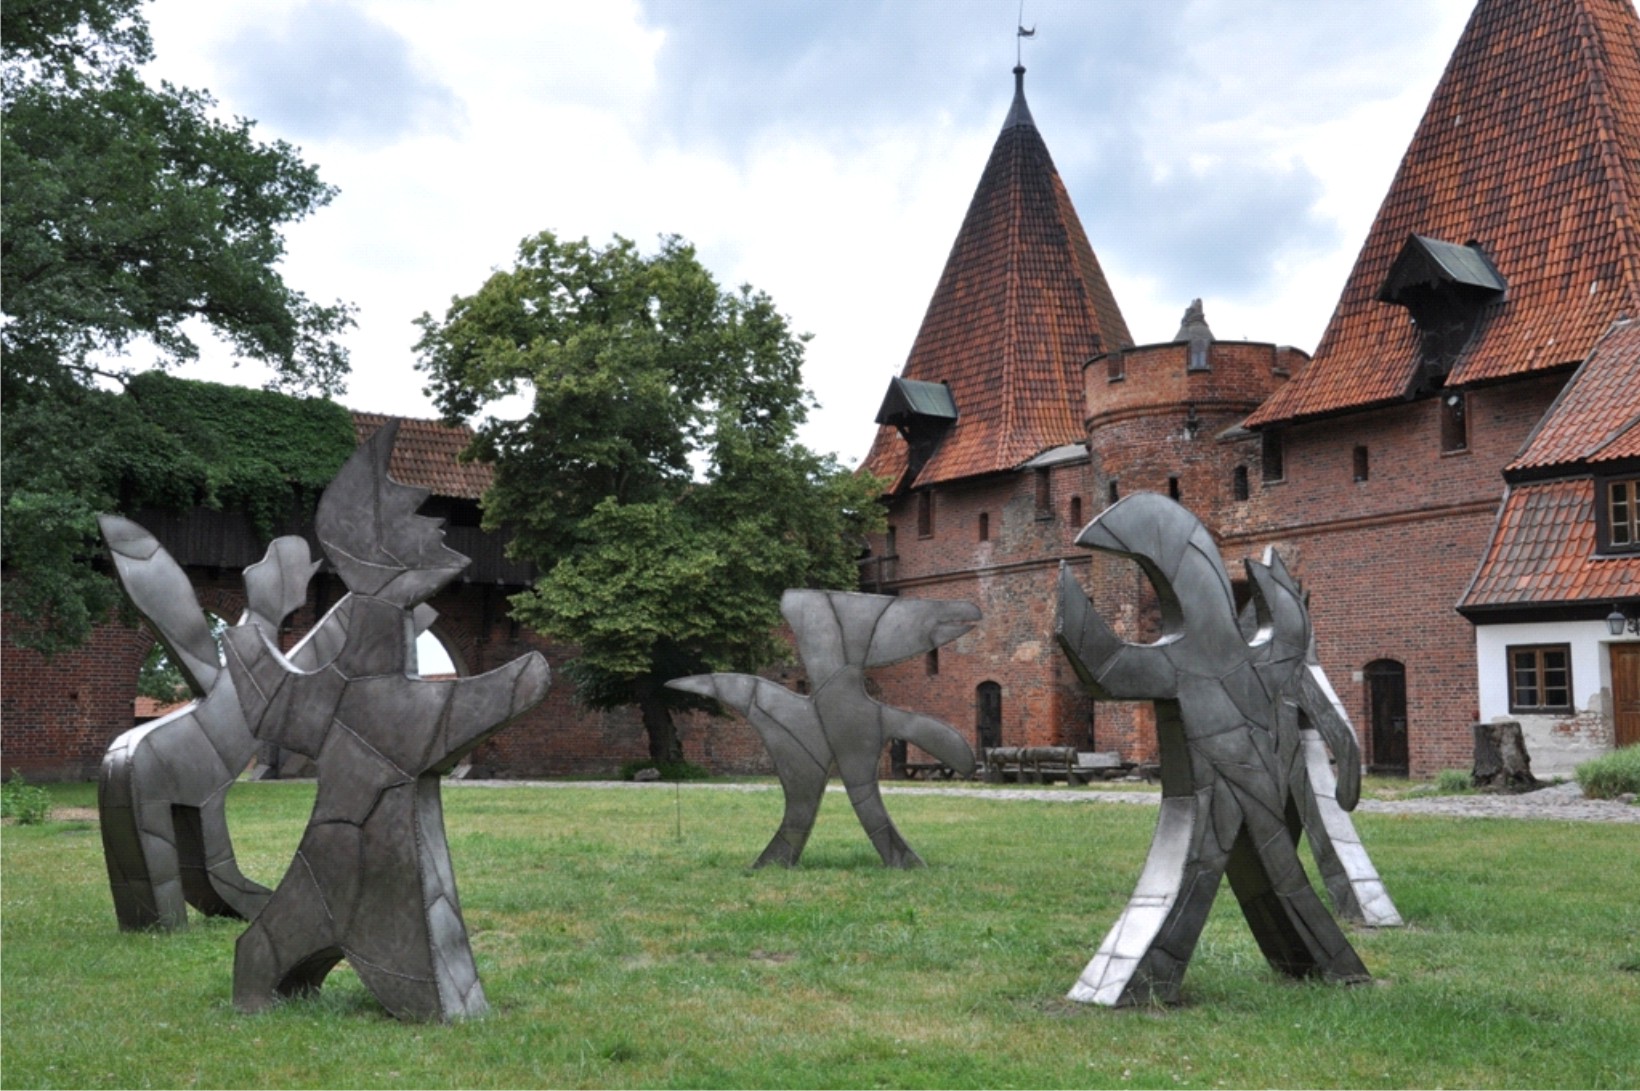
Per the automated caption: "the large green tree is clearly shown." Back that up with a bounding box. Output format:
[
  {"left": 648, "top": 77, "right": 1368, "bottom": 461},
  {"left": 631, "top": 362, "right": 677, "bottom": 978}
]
[
  {"left": 416, "top": 232, "right": 883, "bottom": 761},
  {"left": 2, "top": 0, "right": 355, "bottom": 650}
]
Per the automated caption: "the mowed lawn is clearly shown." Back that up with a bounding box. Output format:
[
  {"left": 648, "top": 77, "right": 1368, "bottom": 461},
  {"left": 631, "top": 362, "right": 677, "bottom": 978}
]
[{"left": 2, "top": 781, "right": 1637, "bottom": 1089}]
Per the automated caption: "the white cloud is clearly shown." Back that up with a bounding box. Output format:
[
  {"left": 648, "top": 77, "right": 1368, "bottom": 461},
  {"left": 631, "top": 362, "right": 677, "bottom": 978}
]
[{"left": 137, "top": 0, "right": 1475, "bottom": 465}]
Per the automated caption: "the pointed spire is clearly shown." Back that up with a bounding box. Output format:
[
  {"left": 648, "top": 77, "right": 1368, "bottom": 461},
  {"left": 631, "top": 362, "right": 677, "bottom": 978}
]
[
  {"left": 1250, "top": 0, "right": 1640, "bottom": 427},
  {"left": 863, "top": 66, "right": 1131, "bottom": 489},
  {"left": 1003, "top": 65, "right": 1035, "bottom": 129}
]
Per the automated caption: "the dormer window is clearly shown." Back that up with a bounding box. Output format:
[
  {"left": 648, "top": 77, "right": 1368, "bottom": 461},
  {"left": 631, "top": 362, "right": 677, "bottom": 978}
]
[
  {"left": 875, "top": 377, "right": 958, "bottom": 486},
  {"left": 1378, "top": 235, "right": 1506, "bottom": 391}
]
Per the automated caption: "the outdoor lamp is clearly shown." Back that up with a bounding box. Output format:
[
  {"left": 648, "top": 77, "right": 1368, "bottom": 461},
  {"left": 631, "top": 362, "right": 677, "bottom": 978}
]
[{"left": 1608, "top": 605, "right": 1639, "bottom": 636}]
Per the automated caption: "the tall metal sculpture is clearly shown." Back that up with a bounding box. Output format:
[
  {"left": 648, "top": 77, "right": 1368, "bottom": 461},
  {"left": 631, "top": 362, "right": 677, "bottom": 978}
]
[
  {"left": 668, "top": 590, "right": 978, "bottom": 868},
  {"left": 98, "top": 519, "right": 316, "bottom": 930},
  {"left": 1055, "top": 493, "right": 1369, "bottom": 1006},
  {"left": 222, "top": 422, "right": 550, "bottom": 1021},
  {"left": 1247, "top": 551, "right": 1401, "bottom": 927}
]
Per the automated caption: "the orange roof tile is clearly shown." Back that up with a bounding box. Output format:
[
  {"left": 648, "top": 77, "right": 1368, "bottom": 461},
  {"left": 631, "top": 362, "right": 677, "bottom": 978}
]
[
  {"left": 1460, "top": 478, "right": 1640, "bottom": 609},
  {"left": 1250, "top": 0, "right": 1640, "bottom": 428},
  {"left": 351, "top": 412, "right": 492, "bottom": 500},
  {"left": 860, "top": 67, "right": 1131, "bottom": 489},
  {"left": 133, "top": 696, "right": 189, "bottom": 719},
  {"left": 1510, "top": 318, "right": 1640, "bottom": 472}
]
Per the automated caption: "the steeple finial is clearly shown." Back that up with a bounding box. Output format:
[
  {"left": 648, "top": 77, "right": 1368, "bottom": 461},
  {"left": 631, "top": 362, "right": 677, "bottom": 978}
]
[
  {"left": 1016, "top": 1, "right": 1036, "bottom": 67},
  {"left": 1004, "top": 64, "right": 1034, "bottom": 130}
]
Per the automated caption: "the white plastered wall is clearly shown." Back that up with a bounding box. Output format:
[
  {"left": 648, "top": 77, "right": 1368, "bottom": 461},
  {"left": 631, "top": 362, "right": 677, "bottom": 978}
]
[{"left": 1474, "top": 619, "right": 1636, "bottom": 777}]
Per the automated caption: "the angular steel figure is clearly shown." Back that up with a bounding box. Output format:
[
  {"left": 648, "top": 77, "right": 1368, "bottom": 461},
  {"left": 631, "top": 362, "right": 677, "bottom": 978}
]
[
  {"left": 1246, "top": 551, "right": 1401, "bottom": 927},
  {"left": 1055, "top": 493, "right": 1369, "bottom": 1006},
  {"left": 222, "top": 422, "right": 550, "bottom": 1021},
  {"left": 668, "top": 590, "right": 978, "bottom": 868},
  {"left": 98, "top": 517, "right": 317, "bottom": 930}
]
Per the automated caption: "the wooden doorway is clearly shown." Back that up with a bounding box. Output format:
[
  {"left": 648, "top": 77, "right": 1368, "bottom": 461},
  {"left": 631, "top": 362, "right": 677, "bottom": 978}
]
[
  {"left": 1612, "top": 643, "right": 1640, "bottom": 749},
  {"left": 976, "top": 682, "right": 1002, "bottom": 752},
  {"left": 1364, "top": 659, "right": 1409, "bottom": 775}
]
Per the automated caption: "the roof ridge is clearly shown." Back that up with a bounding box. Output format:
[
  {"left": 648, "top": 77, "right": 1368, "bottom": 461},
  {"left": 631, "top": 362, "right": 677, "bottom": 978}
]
[
  {"left": 1586, "top": 412, "right": 1640, "bottom": 460},
  {"left": 997, "top": 118, "right": 1026, "bottom": 458},
  {"left": 1574, "top": 0, "right": 1640, "bottom": 316}
]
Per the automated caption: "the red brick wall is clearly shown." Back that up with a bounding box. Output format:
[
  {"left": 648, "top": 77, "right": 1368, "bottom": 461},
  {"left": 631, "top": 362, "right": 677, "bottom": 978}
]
[
  {"left": 2, "top": 572, "right": 249, "bottom": 781},
  {"left": 2, "top": 571, "right": 773, "bottom": 782},
  {"left": 863, "top": 463, "right": 1100, "bottom": 768},
  {"left": 1220, "top": 374, "right": 1568, "bottom": 775}
]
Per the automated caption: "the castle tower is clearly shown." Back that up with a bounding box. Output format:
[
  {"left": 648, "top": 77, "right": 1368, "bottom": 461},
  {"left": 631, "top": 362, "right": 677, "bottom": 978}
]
[
  {"left": 1234, "top": 0, "right": 1640, "bottom": 775},
  {"left": 858, "top": 65, "right": 1135, "bottom": 764}
]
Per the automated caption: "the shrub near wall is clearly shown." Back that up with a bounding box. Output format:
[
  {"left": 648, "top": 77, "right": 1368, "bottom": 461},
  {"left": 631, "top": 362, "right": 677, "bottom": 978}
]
[{"left": 1575, "top": 745, "right": 1640, "bottom": 799}]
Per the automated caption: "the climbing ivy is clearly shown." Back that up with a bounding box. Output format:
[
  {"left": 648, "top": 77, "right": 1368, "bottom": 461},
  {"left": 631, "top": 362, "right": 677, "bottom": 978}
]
[{"left": 1, "top": 372, "right": 357, "bottom": 653}]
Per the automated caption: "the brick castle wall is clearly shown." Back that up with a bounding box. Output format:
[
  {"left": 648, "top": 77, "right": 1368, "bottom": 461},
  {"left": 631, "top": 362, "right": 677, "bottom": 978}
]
[
  {"left": 1220, "top": 374, "right": 1567, "bottom": 775},
  {"left": 2, "top": 570, "right": 772, "bottom": 782}
]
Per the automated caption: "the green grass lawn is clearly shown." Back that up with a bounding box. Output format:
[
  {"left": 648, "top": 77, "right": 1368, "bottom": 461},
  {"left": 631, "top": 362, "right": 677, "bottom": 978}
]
[{"left": 3, "top": 781, "right": 1637, "bottom": 1089}]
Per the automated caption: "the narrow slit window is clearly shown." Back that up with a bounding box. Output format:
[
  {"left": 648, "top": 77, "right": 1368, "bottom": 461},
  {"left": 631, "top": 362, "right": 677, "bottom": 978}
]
[
  {"left": 926, "top": 649, "right": 940, "bottom": 676},
  {"left": 1261, "top": 431, "right": 1284, "bottom": 483},
  {"left": 1167, "top": 476, "right": 1181, "bottom": 501},
  {"left": 978, "top": 512, "right": 990, "bottom": 542},
  {"left": 1107, "top": 480, "right": 1120, "bottom": 504},
  {"left": 1353, "top": 445, "right": 1370, "bottom": 483},
  {"left": 1035, "top": 469, "right": 1052, "bottom": 520},
  {"left": 1441, "top": 391, "right": 1468, "bottom": 452},
  {"left": 1233, "top": 465, "right": 1250, "bottom": 501},
  {"left": 1069, "top": 496, "right": 1083, "bottom": 526},
  {"left": 917, "top": 491, "right": 934, "bottom": 537}
]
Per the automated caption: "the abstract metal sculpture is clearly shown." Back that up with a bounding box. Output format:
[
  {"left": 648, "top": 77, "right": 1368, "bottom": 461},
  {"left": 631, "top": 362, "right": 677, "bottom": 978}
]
[
  {"left": 668, "top": 590, "right": 979, "bottom": 868},
  {"left": 222, "top": 422, "right": 550, "bottom": 1021},
  {"left": 1248, "top": 551, "right": 1401, "bottom": 927},
  {"left": 98, "top": 518, "right": 317, "bottom": 930},
  {"left": 1055, "top": 493, "right": 1369, "bottom": 1006}
]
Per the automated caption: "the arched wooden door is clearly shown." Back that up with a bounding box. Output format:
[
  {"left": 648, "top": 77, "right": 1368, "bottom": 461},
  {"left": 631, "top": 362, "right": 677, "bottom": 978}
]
[
  {"left": 976, "top": 682, "right": 1002, "bottom": 752},
  {"left": 1364, "top": 659, "right": 1408, "bottom": 775}
]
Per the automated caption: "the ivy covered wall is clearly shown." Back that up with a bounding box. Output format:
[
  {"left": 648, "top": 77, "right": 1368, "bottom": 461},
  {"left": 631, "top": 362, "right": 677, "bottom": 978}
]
[{"left": 2, "top": 372, "right": 358, "bottom": 652}]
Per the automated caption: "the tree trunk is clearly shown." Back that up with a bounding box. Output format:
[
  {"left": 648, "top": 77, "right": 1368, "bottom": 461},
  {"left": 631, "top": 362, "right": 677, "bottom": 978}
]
[
  {"left": 636, "top": 681, "right": 683, "bottom": 764},
  {"left": 1472, "top": 720, "right": 1539, "bottom": 792}
]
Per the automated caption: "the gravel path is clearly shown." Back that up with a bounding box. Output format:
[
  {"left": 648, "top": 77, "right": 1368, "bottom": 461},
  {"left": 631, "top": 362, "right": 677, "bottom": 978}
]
[{"left": 452, "top": 777, "right": 1640, "bottom": 824}]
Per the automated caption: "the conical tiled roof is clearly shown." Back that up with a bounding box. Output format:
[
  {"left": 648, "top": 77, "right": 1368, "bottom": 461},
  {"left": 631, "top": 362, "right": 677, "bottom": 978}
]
[
  {"left": 1249, "top": 0, "right": 1640, "bottom": 427},
  {"left": 861, "top": 66, "right": 1132, "bottom": 489}
]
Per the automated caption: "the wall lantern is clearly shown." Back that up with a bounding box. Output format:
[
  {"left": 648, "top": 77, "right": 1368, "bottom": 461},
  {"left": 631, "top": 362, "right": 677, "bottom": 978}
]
[{"left": 1606, "top": 604, "right": 1640, "bottom": 637}]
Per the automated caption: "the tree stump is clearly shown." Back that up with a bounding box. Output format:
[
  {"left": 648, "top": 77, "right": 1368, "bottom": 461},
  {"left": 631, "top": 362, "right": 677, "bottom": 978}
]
[{"left": 1472, "top": 721, "right": 1539, "bottom": 792}]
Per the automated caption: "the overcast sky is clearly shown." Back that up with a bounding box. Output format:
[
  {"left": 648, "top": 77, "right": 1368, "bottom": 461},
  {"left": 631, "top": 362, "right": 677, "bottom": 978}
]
[{"left": 142, "top": 0, "right": 1475, "bottom": 466}]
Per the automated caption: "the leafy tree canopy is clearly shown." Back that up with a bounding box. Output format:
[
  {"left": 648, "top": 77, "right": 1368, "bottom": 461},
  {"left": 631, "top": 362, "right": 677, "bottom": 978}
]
[
  {"left": 2, "top": 0, "right": 354, "bottom": 400},
  {"left": 415, "top": 232, "right": 884, "bottom": 760},
  {"left": 2, "top": 372, "right": 358, "bottom": 653},
  {"left": 2, "top": 0, "right": 357, "bottom": 652}
]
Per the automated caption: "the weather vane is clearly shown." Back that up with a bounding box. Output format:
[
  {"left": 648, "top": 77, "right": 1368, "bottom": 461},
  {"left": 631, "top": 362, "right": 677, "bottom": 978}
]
[{"left": 1017, "top": 1, "right": 1036, "bottom": 67}]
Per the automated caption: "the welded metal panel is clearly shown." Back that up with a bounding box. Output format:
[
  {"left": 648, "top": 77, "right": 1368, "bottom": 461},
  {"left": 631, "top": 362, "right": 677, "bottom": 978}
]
[
  {"left": 669, "top": 590, "right": 978, "bottom": 868},
  {"left": 1057, "top": 493, "right": 1371, "bottom": 1007}
]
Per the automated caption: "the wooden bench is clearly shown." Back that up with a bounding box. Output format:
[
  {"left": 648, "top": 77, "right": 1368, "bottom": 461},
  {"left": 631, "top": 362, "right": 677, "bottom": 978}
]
[
  {"left": 980, "top": 748, "right": 1130, "bottom": 784},
  {"left": 901, "top": 761, "right": 960, "bottom": 780}
]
